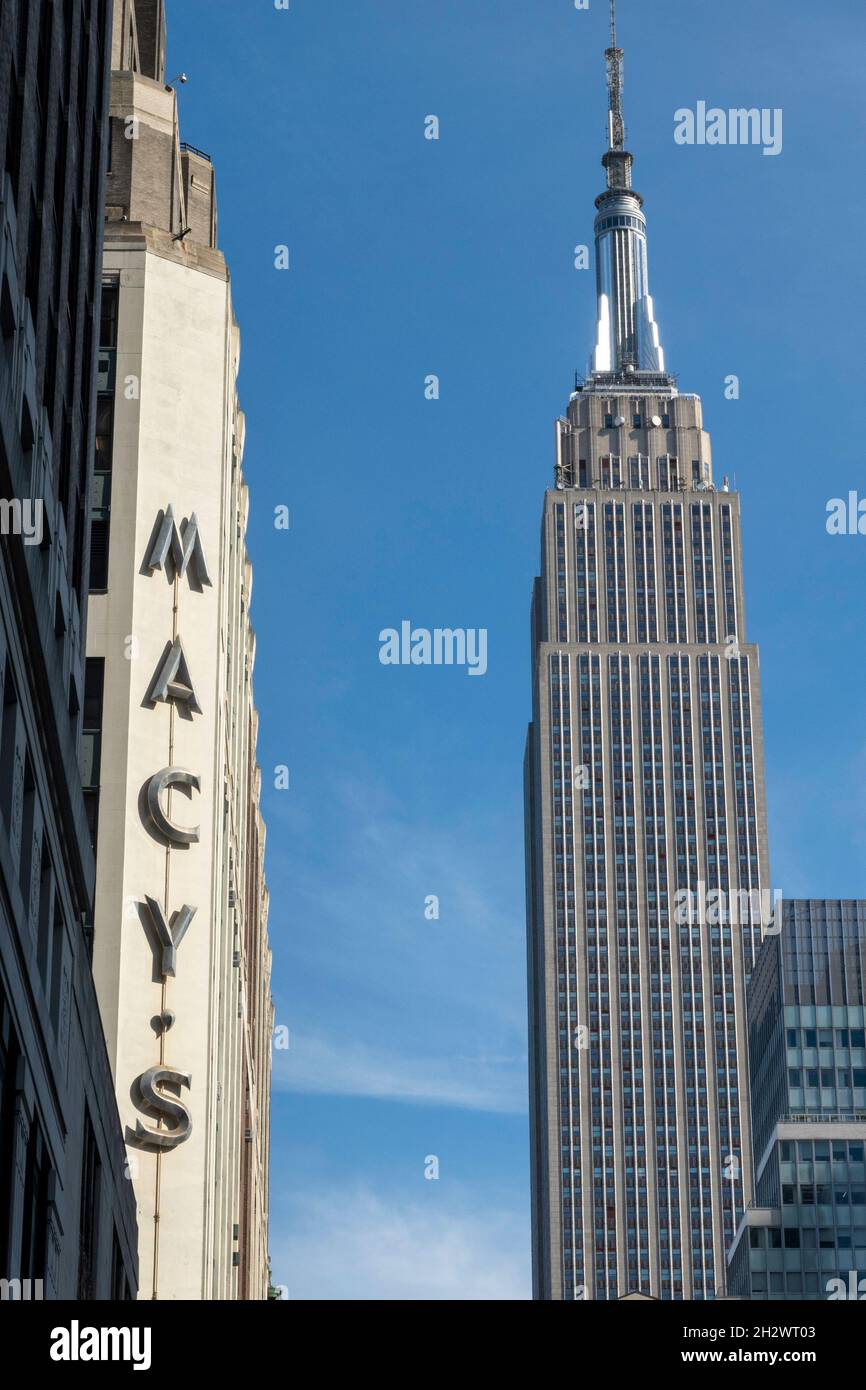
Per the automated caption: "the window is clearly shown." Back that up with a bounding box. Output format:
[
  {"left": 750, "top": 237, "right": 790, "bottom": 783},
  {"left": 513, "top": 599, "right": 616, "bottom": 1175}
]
[
  {"left": 89, "top": 395, "right": 114, "bottom": 591},
  {"left": 80, "top": 660, "right": 104, "bottom": 852},
  {"left": 0, "top": 990, "right": 19, "bottom": 1276},
  {"left": 111, "top": 1229, "right": 131, "bottom": 1300},
  {"left": 77, "top": 1109, "right": 101, "bottom": 1299},
  {"left": 0, "top": 666, "right": 19, "bottom": 830},
  {"left": 99, "top": 283, "right": 118, "bottom": 349},
  {"left": 20, "top": 1120, "right": 50, "bottom": 1282}
]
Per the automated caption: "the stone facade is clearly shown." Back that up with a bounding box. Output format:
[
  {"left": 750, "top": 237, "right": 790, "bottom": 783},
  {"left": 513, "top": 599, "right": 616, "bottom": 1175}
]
[
  {"left": 83, "top": 0, "right": 273, "bottom": 1301},
  {"left": 525, "top": 387, "right": 772, "bottom": 1299}
]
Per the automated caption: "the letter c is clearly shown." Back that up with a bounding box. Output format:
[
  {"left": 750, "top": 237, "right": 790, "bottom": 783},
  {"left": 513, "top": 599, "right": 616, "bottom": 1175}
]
[{"left": 146, "top": 767, "right": 201, "bottom": 844}]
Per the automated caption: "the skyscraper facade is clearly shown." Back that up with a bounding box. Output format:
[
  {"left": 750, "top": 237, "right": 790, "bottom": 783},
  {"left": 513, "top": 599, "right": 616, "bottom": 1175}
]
[
  {"left": 83, "top": 0, "right": 273, "bottom": 1300},
  {"left": 0, "top": 0, "right": 138, "bottom": 1297},
  {"left": 728, "top": 900, "right": 866, "bottom": 1300},
  {"left": 524, "top": 11, "right": 772, "bottom": 1300}
]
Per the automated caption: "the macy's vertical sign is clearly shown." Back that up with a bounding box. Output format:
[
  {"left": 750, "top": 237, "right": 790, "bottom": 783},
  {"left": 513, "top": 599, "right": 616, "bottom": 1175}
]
[{"left": 130, "top": 506, "right": 211, "bottom": 1152}]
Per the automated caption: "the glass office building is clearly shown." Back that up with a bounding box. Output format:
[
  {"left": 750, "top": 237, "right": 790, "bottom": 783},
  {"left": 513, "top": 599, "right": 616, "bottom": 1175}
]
[{"left": 728, "top": 900, "right": 866, "bottom": 1300}]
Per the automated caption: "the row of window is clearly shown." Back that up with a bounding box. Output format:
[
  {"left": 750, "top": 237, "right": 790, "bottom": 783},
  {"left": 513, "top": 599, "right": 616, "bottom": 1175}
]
[
  {"left": 560, "top": 499, "right": 739, "bottom": 646},
  {"left": 0, "top": 985, "right": 131, "bottom": 1298}
]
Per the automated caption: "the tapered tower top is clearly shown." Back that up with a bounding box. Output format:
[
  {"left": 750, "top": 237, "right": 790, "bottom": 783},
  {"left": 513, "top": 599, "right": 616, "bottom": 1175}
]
[{"left": 587, "top": 0, "right": 671, "bottom": 388}]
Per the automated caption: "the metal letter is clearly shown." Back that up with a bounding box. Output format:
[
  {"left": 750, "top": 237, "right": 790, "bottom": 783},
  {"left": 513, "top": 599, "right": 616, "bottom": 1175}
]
[
  {"left": 146, "top": 505, "right": 212, "bottom": 586},
  {"left": 146, "top": 767, "right": 201, "bottom": 844},
  {"left": 134, "top": 1066, "right": 192, "bottom": 1149},
  {"left": 148, "top": 637, "right": 202, "bottom": 714},
  {"left": 143, "top": 896, "right": 197, "bottom": 978}
]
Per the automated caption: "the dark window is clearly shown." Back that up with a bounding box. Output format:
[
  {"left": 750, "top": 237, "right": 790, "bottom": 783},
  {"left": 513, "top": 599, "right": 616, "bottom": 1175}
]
[
  {"left": 94, "top": 394, "right": 114, "bottom": 470},
  {"left": 18, "top": 753, "right": 36, "bottom": 908},
  {"left": 89, "top": 395, "right": 114, "bottom": 591},
  {"left": 77, "top": 1110, "right": 101, "bottom": 1299},
  {"left": 4, "top": 69, "right": 24, "bottom": 200},
  {"left": 0, "top": 990, "right": 19, "bottom": 1276},
  {"left": 111, "top": 1229, "right": 131, "bottom": 1300},
  {"left": 88, "top": 520, "right": 109, "bottom": 592},
  {"left": 49, "top": 900, "right": 65, "bottom": 1034},
  {"left": 26, "top": 196, "right": 43, "bottom": 309},
  {"left": 0, "top": 666, "right": 19, "bottom": 829},
  {"left": 81, "top": 659, "right": 104, "bottom": 851},
  {"left": 99, "top": 284, "right": 118, "bottom": 349},
  {"left": 20, "top": 1121, "right": 50, "bottom": 1282}
]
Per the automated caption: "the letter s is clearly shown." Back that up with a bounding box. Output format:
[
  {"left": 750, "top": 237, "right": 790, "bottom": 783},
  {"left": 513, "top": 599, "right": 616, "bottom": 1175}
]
[{"left": 134, "top": 1066, "right": 193, "bottom": 1149}]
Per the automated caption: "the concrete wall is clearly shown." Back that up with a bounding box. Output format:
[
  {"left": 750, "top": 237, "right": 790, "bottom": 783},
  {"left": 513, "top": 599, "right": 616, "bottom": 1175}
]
[
  {"left": 88, "top": 225, "right": 271, "bottom": 1300},
  {"left": 526, "top": 388, "right": 772, "bottom": 1299}
]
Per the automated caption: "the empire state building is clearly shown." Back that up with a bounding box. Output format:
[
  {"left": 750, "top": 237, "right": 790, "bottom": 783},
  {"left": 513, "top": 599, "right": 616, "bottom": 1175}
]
[{"left": 523, "top": 5, "right": 772, "bottom": 1300}]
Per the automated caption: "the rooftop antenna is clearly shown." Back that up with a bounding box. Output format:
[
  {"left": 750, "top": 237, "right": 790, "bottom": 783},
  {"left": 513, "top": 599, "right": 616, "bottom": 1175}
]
[{"left": 606, "top": 0, "right": 625, "bottom": 153}]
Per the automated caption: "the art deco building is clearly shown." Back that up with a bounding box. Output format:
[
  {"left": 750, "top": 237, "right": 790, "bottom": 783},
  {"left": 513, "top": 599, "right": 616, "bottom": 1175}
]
[
  {"left": 0, "top": 0, "right": 138, "bottom": 1297},
  {"left": 728, "top": 901, "right": 866, "bottom": 1300},
  {"left": 83, "top": 0, "right": 273, "bottom": 1299},
  {"left": 524, "top": 9, "right": 772, "bottom": 1299}
]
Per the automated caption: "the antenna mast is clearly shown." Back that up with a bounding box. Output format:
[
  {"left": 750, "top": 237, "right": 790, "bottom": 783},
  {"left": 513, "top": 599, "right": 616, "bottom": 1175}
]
[{"left": 606, "top": 0, "right": 625, "bottom": 152}]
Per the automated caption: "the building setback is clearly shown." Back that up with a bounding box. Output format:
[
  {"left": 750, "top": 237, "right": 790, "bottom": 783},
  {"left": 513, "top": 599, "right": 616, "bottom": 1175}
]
[
  {"left": 83, "top": 0, "right": 273, "bottom": 1300},
  {"left": 728, "top": 901, "right": 866, "bottom": 1300},
  {"left": 524, "top": 8, "right": 772, "bottom": 1299},
  {"left": 0, "top": 0, "right": 138, "bottom": 1297}
]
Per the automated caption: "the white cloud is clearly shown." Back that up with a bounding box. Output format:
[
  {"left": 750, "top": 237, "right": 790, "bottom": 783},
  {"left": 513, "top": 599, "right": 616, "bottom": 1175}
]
[
  {"left": 273, "top": 1029, "right": 526, "bottom": 1114},
  {"left": 270, "top": 1186, "right": 530, "bottom": 1301}
]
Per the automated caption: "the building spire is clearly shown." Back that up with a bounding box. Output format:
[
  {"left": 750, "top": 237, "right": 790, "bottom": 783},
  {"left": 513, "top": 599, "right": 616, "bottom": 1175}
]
[
  {"left": 602, "top": 0, "right": 631, "bottom": 191},
  {"left": 589, "top": 0, "right": 669, "bottom": 382},
  {"left": 606, "top": 0, "right": 624, "bottom": 155}
]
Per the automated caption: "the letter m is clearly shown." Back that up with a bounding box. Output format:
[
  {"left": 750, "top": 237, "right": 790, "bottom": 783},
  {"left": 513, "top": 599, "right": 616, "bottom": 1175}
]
[
  {"left": 0, "top": 1279, "right": 21, "bottom": 1300},
  {"left": 147, "top": 505, "right": 212, "bottom": 585},
  {"left": 729, "top": 108, "right": 760, "bottom": 145}
]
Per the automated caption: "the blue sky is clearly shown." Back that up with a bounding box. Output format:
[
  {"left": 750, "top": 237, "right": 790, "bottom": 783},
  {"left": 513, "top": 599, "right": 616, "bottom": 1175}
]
[{"left": 165, "top": 0, "right": 866, "bottom": 1298}]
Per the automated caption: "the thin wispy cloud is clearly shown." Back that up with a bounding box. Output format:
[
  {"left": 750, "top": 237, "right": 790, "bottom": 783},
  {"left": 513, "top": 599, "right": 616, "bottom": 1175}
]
[
  {"left": 274, "top": 1029, "right": 526, "bottom": 1114},
  {"left": 269, "top": 771, "right": 528, "bottom": 1113},
  {"left": 271, "top": 1185, "right": 530, "bottom": 1301}
]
